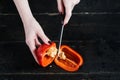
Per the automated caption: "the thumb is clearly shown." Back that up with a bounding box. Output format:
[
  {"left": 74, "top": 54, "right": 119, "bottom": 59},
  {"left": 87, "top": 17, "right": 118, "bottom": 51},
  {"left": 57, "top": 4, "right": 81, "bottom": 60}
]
[
  {"left": 63, "top": 1, "right": 74, "bottom": 25},
  {"left": 63, "top": 6, "right": 72, "bottom": 25}
]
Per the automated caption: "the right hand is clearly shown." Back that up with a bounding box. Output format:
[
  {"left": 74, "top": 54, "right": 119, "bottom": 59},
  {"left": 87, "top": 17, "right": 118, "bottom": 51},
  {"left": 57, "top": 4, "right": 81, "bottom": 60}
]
[
  {"left": 57, "top": 0, "right": 80, "bottom": 25},
  {"left": 23, "top": 18, "right": 50, "bottom": 64}
]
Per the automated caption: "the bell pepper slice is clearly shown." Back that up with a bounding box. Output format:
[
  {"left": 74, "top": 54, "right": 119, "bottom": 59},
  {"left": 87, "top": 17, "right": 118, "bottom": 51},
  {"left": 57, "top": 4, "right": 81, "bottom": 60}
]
[
  {"left": 54, "top": 45, "right": 83, "bottom": 72},
  {"left": 35, "top": 42, "right": 57, "bottom": 67}
]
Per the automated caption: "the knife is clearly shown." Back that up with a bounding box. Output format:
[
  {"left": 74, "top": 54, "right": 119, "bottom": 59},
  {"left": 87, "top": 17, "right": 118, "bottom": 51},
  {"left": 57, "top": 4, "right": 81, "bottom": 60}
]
[
  {"left": 58, "top": 24, "right": 64, "bottom": 55},
  {"left": 57, "top": 13, "right": 65, "bottom": 54}
]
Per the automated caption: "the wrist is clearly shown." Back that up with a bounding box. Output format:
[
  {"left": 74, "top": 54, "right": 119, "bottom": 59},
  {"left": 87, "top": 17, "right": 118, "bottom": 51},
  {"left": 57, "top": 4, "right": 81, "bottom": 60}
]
[
  {"left": 22, "top": 16, "right": 35, "bottom": 31},
  {"left": 22, "top": 15, "right": 34, "bottom": 24}
]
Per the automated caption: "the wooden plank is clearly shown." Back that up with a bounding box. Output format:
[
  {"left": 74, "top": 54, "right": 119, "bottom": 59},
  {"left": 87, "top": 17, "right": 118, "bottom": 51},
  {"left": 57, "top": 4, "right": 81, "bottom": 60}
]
[
  {"left": 1, "top": 0, "right": 120, "bottom": 13},
  {"left": 0, "top": 41, "right": 120, "bottom": 73},
  {"left": 0, "top": 73, "right": 120, "bottom": 80},
  {"left": 0, "top": 14, "right": 120, "bottom": 42},
  {"left": 1, "top": 0, "right": 120, "bottom": 79}
]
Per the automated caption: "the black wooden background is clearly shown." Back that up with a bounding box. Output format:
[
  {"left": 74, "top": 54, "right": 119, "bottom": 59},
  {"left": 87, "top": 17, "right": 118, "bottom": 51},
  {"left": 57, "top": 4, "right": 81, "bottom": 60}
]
[{"left": 0, "top": 0, "right": 120, "bottom": 80}]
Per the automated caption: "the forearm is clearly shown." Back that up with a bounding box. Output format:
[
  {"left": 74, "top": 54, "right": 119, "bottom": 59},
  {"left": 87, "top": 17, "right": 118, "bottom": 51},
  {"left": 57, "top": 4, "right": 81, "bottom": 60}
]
[{"left": 13, "top": 0, "right": 33, "bottom": 25}]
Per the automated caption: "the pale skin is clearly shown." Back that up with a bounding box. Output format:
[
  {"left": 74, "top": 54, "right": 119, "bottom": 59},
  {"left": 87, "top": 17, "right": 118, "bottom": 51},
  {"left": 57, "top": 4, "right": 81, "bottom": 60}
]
[{"left": 13, "top": 0, "right": 80, "bottom": 64}]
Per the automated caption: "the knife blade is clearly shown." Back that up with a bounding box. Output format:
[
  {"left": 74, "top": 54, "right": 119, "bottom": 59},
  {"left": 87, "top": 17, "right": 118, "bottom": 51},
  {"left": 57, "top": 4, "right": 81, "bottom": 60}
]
[{"left": 58, "top": 24, "right": 64, "bottom": 55}]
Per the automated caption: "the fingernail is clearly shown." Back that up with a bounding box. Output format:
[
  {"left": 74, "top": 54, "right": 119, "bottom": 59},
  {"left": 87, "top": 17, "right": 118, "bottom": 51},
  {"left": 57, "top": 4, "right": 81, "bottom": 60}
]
[
  {"left": 36, "top": 45, "right": 40, "bottom": 49},
  {"left": 48, "top": 41, "right": 52, "bottom": 44}
]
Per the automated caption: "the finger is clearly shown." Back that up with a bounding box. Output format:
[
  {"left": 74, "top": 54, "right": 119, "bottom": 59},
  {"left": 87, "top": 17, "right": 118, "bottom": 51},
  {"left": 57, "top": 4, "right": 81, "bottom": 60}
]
[
  {"left": 35, "top": 38, "right": 41, "bottom": 46},
  {"left": 63, "top": 4, "right": 72, "bottom": 25},
  {"left": 57, "top": 0, "right": 64, "bottom": 14},
  {"left": 42, "top": 35, "right": 50, "bottom": 45},
  {"left": 71, "top": 3, "right": 76, "bottom": 11},
  {"left": 71, "top": 0, "right": 80, "bottom": 10},
  {"left": 37, "top": 33, "right": 50, "bottom": 45},
  {"left": 76, "top": 0, "right": 80, "bottom": 4},
  {"left": 26, "top": 39, "right": 39, "bottom": 64}
]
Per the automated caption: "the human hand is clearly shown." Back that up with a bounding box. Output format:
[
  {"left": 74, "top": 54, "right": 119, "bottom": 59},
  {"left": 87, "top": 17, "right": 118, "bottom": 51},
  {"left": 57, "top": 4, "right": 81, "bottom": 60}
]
[
  {"left": 57, "top": 0, "right": 80, "bottom": 25},
  {"left": 23, "top": 18, "right": 50, "bottom": 63},
  {"left": 13, "top": 0, "right": 50, "bottom": 64}
]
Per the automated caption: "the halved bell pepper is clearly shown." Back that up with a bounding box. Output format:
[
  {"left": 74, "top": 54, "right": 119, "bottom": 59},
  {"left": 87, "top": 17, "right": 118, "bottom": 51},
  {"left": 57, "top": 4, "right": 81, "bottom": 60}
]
[
  {"left": 35, "top": 42, "right": 57, "bottom": 67},
  {"left": 54, "top": 45, "right": 83, "bottom": 72},
  {"left": 35, "top": 42, "right": 83, "bottom": 72}
]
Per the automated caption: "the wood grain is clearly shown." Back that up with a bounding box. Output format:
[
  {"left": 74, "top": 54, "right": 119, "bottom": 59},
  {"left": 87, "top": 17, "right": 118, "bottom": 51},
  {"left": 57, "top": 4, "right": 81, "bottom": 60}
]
[{"left": 0, "top": 0, "right": 120, "bottom": 79}]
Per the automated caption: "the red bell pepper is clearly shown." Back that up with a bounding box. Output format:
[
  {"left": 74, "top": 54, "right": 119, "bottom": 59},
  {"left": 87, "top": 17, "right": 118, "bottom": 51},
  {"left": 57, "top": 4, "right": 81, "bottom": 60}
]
[
  {"left": 35, "top": 42, "right": 83, "bottom": 72},
  {"left": 54, "top": 45, "right": 83, "bottom": 72},
  {"left": 35, "top": 42, "right": 57, "bottom": 67}
]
